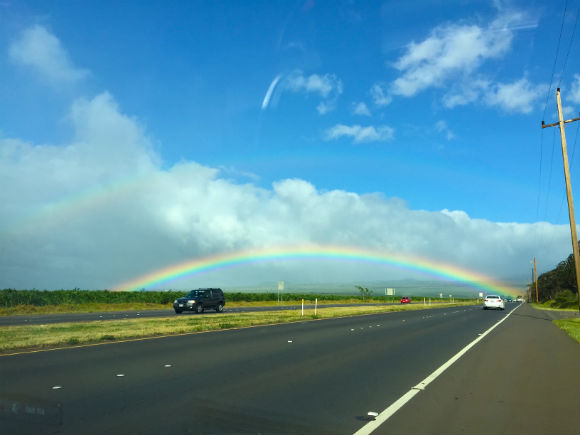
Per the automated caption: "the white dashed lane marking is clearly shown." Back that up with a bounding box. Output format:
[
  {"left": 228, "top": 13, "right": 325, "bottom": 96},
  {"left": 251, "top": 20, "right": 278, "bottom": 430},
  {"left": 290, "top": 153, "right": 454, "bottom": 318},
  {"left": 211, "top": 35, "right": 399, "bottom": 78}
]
[
  {"left": 51, "top": 386, "right": 62, "bottom": 390},
  {"left": 116, "top": 374, "right": 125, "bottom": 377}
]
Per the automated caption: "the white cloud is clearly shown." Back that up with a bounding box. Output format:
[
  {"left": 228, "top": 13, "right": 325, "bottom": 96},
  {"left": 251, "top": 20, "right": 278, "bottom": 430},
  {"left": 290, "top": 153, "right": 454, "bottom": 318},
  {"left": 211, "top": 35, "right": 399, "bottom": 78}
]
[
  {"left": 391, "top": 20, "right": 511, "bottom": 97},
  {"left": 9, "top": 25, "right": 89, "bottom": 85},
  {"left": 285, "top": 70, "right": 343, "bottom": 99},
  {"left": 325, "top": 124, "right": 394, "bottom": 143},
  {"left": 442, "top": 76, "right": 545, "bottom": 113},
  {"left": 352, "top": 102, "right": 371, "bottom": 116},
  {"left": 435, "top": 120, "right": 455, "bottom": 140},
  {"left": 370, "top": 83, "right": 392, "bottom": 107},
  {"left": 0, "top": 93, "right": 572, "bottom": 289},
  {"left": 388, "top": 9, "right": 541, "bottom": 112},
  {"left": 484, "top": 78, "right": 545, "bottom": 114}
]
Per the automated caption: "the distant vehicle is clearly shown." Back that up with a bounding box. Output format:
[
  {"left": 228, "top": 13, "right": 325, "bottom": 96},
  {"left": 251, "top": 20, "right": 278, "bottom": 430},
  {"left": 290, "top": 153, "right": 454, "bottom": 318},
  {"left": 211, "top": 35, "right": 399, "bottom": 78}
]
[
  {"left": 506, "top": 298, "right": 512, "bottom": 303},
  {"left": 400, "top": 297, "right": 411, "bottom": 304},
  {"left": 483, "top": 295, "right": 504, "bottom": 310},
  {"left": 516, "top": 296, "right": 523, "bottom": 302},
  {"left": 174, "top": 288, "right": 225, "bottom": 314}
]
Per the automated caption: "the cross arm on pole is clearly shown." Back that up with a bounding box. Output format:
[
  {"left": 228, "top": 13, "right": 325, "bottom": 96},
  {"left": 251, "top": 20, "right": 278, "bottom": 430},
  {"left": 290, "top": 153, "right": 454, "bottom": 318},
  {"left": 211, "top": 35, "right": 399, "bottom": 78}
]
[{"left": 542, "top": 116, "right": 580, "bottom": 129}]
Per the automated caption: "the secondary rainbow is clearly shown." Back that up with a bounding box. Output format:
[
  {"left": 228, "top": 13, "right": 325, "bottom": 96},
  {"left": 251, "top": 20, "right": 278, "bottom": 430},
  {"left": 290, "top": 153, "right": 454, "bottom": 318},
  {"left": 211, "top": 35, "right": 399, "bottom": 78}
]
[{"left": 113, "top": 244, "right": 520, "bottom": 295}]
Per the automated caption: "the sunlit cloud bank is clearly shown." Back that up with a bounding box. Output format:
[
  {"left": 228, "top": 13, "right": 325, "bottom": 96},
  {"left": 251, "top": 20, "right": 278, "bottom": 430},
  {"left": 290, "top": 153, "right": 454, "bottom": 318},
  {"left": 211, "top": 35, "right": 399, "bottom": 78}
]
[{"left": 0, "top": 91, "right": 572, "bottom": 290}]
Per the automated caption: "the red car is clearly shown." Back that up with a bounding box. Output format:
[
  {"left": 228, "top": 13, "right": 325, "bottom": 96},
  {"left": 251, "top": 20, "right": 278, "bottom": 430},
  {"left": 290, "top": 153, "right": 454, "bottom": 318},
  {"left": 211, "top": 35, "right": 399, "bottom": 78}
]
[{"left": 400, "top": 297, "right": 411, "bottom": 304}]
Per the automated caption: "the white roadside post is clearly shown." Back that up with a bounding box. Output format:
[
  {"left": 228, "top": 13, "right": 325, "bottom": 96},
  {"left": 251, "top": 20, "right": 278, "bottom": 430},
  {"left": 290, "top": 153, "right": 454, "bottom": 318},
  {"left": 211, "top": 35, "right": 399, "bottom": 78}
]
[
  {"left": 278, "top": 281, "right": 284, "bottom": 305},
  {"left": 301, "top": 299, "right": 304, "bottom": 317},
  {"left": 315, "top": 298, "right": 318, "bottom": 316}
]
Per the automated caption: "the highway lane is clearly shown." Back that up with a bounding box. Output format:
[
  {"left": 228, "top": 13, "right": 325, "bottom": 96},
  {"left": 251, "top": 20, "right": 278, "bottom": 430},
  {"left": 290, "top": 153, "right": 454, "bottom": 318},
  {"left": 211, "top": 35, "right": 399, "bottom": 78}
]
[
  {"left": 1, "top": 303, "right": 574, "bottom": 434},
  {"left": 0, "top": 303, "right": 396, "bottom": 326},
  {"left": 373, "top": 303, "right": 580, "bottom": 435}
]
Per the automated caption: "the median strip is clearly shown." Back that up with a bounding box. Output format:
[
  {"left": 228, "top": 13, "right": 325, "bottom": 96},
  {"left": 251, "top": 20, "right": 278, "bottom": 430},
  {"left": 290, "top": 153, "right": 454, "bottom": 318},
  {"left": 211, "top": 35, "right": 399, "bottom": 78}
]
[{"left": 0, "top": 303, "right": 474, "bottom": 355}]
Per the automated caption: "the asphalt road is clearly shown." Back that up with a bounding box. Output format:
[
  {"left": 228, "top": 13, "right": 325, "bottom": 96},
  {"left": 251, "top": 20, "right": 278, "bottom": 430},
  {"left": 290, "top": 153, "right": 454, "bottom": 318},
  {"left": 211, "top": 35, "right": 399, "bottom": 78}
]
[
  {"left": 0, "top": 303, "right": 577, "bottom": 434},
  {"left": 0, "top": 303, "right": 394, "bottom": 326}
]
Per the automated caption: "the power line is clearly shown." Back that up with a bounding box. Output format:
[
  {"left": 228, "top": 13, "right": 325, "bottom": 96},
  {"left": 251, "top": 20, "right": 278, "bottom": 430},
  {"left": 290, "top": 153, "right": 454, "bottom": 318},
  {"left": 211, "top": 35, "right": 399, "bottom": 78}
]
[
  {"left": 557, "top": 4, "right": 580, "bottom": 89},
  {"left": 542, "top": 0, "right": 569, "bottom": 121}
]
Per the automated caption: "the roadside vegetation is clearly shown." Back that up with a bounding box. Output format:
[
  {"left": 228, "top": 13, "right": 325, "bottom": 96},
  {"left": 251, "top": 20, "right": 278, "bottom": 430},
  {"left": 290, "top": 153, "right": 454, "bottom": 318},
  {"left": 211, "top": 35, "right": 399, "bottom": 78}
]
[
  {"left": 528, "top": 246, "right": 579, "bottom": 308},
  {"left": 0, "top": 301, "right": 476, "bottom": 353},
  {"left": 553, "top": 318, "right": 580, "bottom": 343},
  {"left": 530, "top": 301, "right": 580, "bottom": 344},
  {"left": 0, "top": 289, "right": 464, "bottom": 316}
]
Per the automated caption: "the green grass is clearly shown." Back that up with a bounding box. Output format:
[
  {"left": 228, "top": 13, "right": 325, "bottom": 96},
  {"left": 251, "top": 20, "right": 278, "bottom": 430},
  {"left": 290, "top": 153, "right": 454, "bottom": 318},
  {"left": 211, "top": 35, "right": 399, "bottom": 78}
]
[
  {"left": 0, "top": 301, "right": 475, "bottom": 353},
  {"left": 553, "top": 318, "right": 580, "bottom": 343},
  {"left": 530, "top": 302, "right": 579, "bottom": 312}
]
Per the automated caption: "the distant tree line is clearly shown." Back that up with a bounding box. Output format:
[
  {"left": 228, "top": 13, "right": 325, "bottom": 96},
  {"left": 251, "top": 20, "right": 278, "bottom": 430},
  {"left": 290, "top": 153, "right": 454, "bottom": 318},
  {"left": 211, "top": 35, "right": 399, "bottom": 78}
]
[{"left": 530, "top": 246, "right": 579, "bottom": 307}]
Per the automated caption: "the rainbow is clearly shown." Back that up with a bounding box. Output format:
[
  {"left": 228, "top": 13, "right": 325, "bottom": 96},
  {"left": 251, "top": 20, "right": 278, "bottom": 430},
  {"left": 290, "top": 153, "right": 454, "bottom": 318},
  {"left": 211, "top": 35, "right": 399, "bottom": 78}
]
[
  {"left": 112, "top": 244, "right": 520, "bottom": 295},
  {"left": 7, "top": 172, "right": 150, "bottom": 235}
]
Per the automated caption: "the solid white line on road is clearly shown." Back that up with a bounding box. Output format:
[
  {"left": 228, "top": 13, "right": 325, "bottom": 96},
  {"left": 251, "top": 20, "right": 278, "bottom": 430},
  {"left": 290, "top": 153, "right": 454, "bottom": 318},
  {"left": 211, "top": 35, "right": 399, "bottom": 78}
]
[{"left": 353, "top": 304, "right": 522, "bottom": 435}]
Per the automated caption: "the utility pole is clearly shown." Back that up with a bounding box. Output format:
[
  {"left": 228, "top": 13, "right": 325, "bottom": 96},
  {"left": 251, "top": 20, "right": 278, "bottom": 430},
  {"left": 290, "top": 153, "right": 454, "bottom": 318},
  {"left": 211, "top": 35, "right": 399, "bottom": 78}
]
[
  {"left": 534, "top": 257, "right": 538, "bottom": 303},
  {"left": 542, "top": 88, "right": 580, "bottom": 311}
]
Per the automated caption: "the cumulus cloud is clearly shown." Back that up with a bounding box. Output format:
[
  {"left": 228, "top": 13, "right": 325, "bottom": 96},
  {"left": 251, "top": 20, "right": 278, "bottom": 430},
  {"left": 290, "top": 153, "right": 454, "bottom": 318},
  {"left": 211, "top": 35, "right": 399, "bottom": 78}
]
[
  {"left": 282, "top": 70, "right": 343, "bottom": 114},
  {"left": 391, "top": 17, "right": 513, "bottom": 97},
  {"left": 385, "top": 9, "right": 541, "bottom": 113},
  {"left": 325, "top": 124, "right": 394, "bottom": 143},
  {"left": 0, "top": 93, "right": 571, "bottom": 291},
  {"left": 442, "top": 76, "right": 544, "bottom": 113},
  {"left": 285, "top": 70, "right": 341, "bottom": 97},
  {"left": 484, "top": 78, "right": 545, "bottom": 114},
  {"left": 9, "top": 24, "right": 89, "bottom": 85}
]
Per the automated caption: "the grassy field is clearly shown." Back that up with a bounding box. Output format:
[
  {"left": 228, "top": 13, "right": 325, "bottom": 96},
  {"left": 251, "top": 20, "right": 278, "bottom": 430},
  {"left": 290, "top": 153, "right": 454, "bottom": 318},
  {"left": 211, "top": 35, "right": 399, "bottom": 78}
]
[
  {"left": 0, "top": 297, "right": 457, "bottom": 316},
  {"left": 0, "top": 301, "right": 475, "bottom": 354},
  {"left": 530, "top": 301, "right": 579, "bottom": 311},
  {"left": 553, "top": 318, "right": 580, "bottom": 343}
]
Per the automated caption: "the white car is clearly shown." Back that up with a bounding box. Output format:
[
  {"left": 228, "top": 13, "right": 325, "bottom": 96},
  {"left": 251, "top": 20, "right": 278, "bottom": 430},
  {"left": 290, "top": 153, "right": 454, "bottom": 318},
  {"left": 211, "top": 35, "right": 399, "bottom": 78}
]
[{"left": 483, "top": 295, "right": 505, "bottom": 310}]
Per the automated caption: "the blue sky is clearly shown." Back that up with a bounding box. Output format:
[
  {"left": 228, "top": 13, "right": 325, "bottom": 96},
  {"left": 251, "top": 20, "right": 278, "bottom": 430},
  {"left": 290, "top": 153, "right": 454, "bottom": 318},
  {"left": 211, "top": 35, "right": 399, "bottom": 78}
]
[{"left": 1, "top": 0, "right": 579, "bottom": 290}]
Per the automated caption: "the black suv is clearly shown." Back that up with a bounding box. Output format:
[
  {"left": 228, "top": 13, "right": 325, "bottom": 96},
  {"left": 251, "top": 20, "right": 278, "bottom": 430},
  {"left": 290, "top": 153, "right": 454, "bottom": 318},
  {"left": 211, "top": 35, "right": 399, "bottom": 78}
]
[{"left": 173, "top": 288, "right": 226, "bottom": 314}]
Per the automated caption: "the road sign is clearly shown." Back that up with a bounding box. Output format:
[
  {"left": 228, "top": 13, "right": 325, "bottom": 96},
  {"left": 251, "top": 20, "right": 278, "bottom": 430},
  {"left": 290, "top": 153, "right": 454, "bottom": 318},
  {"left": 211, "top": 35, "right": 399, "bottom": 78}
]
[{"left": 386, "top": 288, "right": 394, "bottom": 296}]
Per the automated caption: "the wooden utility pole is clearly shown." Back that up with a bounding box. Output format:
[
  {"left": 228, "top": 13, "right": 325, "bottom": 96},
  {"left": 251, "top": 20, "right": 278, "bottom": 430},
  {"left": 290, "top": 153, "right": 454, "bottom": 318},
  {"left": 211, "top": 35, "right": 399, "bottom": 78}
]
[
  {"left": 542, "top": 88, "right": 580, "bottom": 311},
  {"left": 534, "top": 257, "right": 538, "bottom": 303}
]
